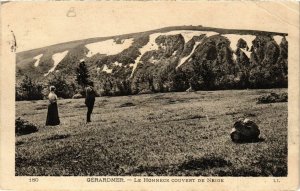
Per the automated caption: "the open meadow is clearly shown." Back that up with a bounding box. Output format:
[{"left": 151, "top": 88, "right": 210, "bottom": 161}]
[{"left": 15, "top": 89, "right": 287, "bottom": 176}]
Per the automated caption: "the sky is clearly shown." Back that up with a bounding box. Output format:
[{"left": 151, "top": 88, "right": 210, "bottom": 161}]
[{"left": 2, "top": 1, "right": 299, "bottom": 52}]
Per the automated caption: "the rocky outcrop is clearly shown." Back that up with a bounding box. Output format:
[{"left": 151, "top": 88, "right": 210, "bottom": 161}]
[{"left": 230, "top": 118, "right": 260, "bottom": 143}]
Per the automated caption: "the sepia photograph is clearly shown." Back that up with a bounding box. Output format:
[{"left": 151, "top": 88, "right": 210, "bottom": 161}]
[
  {"left": 1, "top": 1, "right": 299, "bottom": 190},
  {"left": 15, "top": 25, "right": 288, "bottom": 176}
]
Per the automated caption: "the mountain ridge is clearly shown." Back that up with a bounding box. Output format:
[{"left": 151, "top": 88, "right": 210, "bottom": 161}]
[{"left": 17, "top": 25, "right": 287, "bottom": 56}]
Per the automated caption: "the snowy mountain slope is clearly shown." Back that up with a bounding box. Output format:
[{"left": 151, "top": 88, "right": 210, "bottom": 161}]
[{"left": 16, "top": 26, "right": 288, "bottom": 95}]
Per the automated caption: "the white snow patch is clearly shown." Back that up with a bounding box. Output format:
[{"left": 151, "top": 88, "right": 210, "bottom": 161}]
[
  {"left": 44, "top": 50, "right": 68, "bottom": 76},
  {"left": 223, "top": 34, "right": 240, "bottom": 51},
  {"left": 285, "top": 36, "right": 289, "bottom": 42},
  {"left": 96, "top": 67, "right": 101, "bottom": 75},
  {"left": 33, "top": 54, "right": 43, "bottom": 67},
  {"left": 240, "top": 48, "right": 252, "bottom": 58},
  {"left": 160, "top": 44, "right": 166, "bottom": 50},
  {"left": 242, "top": 35, "right": 256, "bottom": 49},
  {"left": 85, "top": 38, "right": 134, "bottom": 57},
  {"left": 102, "top": 64, "right": 112, "bottom": 74},
  {"left": 205, "top": 31, "right": 219, "bottom": 37},
  {"left": 129, "top": 33, "right": 162, "bottom": 77},
  {"left": 130, "top": 30, "right": 219, "bottom": 77},
  {"left": 160, "top": 30, "right": 218, "bottom": 43},
  {"left": 149, "top": 56, "right": 159, "bottom": 64},
  {"left": 233, "top": 53, "right": 237, "bottom": 60},
  {"left": 222, "top": 34, "right": 256, "bottom": 51},
  {"left": 181, "top": 31, "right": 218, "bottom": 42},
  {"left": 112, "top": 61, "right": 123, "bottom": 67},
  {"left": 273, "top": 35, "right": 283, "bottom": 45},
  {"left": 176, "top": 41, "right": 202, "bottom": 69}
]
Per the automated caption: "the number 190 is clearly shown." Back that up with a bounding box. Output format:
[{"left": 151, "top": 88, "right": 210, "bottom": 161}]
[{"left": 29, "top": 178, "right": 39, "bottom": 182}]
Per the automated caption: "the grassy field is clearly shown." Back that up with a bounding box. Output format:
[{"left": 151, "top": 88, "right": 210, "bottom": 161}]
[{"left": 15, "top": 89, "right": 287, "bottom": 176}]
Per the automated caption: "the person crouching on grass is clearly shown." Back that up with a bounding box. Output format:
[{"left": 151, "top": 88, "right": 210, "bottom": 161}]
[
  {"left": 46, "top": 86, "right": 60, "bottom": 126},
  {"left": 85, "top": 81, "right": 96, "bottom": 123}
]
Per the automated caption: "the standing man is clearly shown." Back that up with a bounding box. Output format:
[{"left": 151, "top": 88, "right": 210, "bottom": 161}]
[{"left": 85, "top": 81, "right": 96, "bottom": 123}]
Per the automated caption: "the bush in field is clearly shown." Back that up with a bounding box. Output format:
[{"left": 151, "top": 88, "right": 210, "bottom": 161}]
[
  {"left": 16, "top": 87, "right": 25, "bottom": 101},
  {"left": 257, "top": 92, "right": 287, "bottom": 104},
  {"left": 72, "top": 93, "right": 83, "bottom": 99},
  {"left": 16, "top": 75, "right": 44, "bottom": 101},
  {"left": 15, "top": 117, "right": 38, "bottom": 136},
  {"left": 48, "top": 74, "right": 76, "bottom": 99}
]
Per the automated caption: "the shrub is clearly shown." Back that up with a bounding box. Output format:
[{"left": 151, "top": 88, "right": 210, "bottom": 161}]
[
  {"left": 16, "top": 76, "right": 44, "bottom": 101},
  {"left": 72, "top": 93, "right": 83, "bottom": 99},
  {"left": 15, "top": 117, "right": 38, "bottom": 136},
  {"left": 119, "top": 102, "right": 135, "bottom": 108},
  {"left": 257, "top": 92, "right": 287, "bottom": 104},
  {"left": 48, "top": 74, "right": 76, "bottom": 99}
]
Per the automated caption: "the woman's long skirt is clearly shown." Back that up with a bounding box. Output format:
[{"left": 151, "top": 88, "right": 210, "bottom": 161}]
[{"left": 46, "top": 102, "right": 60, "bottom": 126}]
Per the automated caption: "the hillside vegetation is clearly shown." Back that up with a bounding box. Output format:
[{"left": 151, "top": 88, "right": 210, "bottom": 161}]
[{"left": 16, "top": 26, "right": 288, "bottom": 98}]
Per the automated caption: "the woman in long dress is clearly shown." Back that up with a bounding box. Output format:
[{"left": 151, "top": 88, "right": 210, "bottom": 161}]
[{"left": 46, "top": 86, "right": 60, "bottom": 126}]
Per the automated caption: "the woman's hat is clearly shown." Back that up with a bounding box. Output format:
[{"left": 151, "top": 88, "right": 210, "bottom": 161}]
[{"left": 50, "top": 86, "right": 56, "bottom": 91}]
